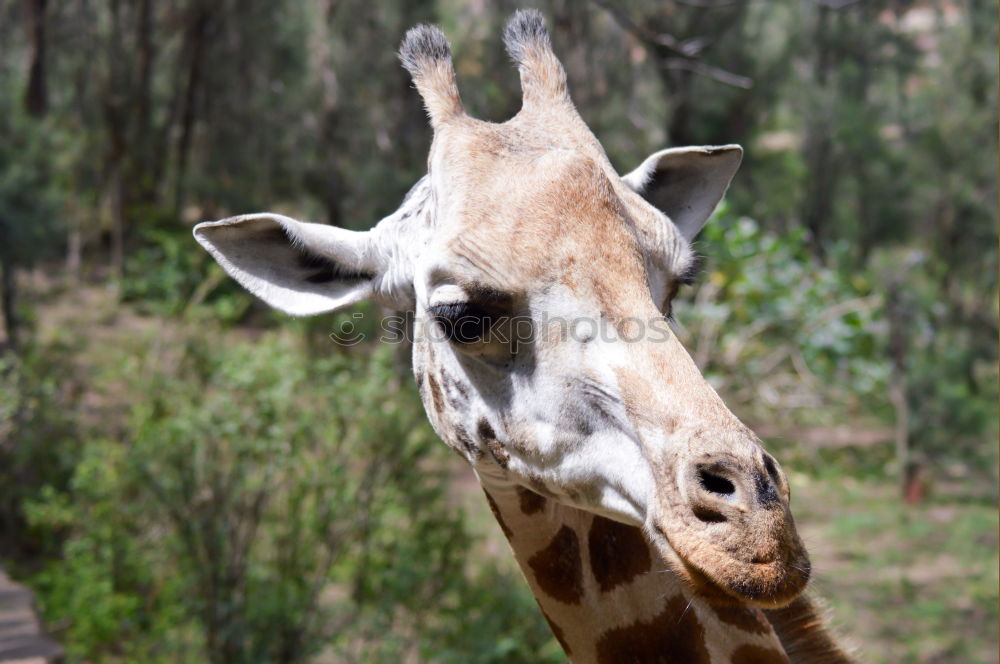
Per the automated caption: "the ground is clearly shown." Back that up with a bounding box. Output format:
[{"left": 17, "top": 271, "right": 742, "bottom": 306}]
[{"left": 794, "top": 469, "right": 998, "bottom": 663}]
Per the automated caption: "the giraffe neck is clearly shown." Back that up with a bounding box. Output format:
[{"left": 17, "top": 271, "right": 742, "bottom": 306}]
[{"left": 479, "top": 475, "right": 793, "bottom": 664}]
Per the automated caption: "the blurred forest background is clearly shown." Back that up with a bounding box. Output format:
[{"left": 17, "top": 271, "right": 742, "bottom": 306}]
[{"left": 0, "top": 0, "right": 996, "bottom": 662}]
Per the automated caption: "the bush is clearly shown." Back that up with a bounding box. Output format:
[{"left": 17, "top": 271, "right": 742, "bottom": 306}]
[
  {"left": 675, "top": 208, "right": 890, "bottom": 427},
  {"left": 677, "top": 209, "right": 997, "bottom": 476},
  {"left": 0, "top": 344, "right": 80, "bottom": 561},
  {"left": 24, "top": 330, "right": 557, "bottom": 663},
  {"left": 121, "top": 224, "right": 254, "bottom": 324}
]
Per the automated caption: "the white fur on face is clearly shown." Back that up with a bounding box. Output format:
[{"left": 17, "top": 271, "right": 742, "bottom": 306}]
[{"left": 413, "top": 264, "right": 664, "bottom": 527}]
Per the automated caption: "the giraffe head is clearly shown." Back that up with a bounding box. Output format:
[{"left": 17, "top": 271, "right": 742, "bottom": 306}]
[{"left": 193, "top": 10, "right": 809, "bottom": 609}]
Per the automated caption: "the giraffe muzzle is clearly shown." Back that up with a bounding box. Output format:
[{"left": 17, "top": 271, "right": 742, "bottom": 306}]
[{"left": 653, "top": 449, "right": 811, "bottom": 608}]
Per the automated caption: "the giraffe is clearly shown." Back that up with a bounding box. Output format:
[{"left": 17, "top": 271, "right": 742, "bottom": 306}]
[{"left": 193, "top": 10, "right": 853, "bottom": 663}]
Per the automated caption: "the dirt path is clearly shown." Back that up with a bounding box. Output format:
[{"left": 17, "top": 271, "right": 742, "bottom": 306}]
[{"left": 0, "top": 568, "right": 62, "bottom": 664}]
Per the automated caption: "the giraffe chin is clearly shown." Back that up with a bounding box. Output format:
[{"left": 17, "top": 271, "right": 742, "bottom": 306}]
[
  {"left": 671, "top": 550, "right": 811, "bottom": 609},
  {"left": 652, "top": 514, "right": 812, "bottom": 609}
]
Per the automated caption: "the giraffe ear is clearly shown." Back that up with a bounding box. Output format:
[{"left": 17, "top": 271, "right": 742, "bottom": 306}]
[
  {"left": 623, "top": 145, "right": 743, "bottom": 242},
  {"left": 193, "top": 213, "right": 385, "bottom": 316}
]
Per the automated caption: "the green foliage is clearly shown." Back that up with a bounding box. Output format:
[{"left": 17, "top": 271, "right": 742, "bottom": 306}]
[
  {"left": 0, "top": 344, "right": 80, "bottom": 560},
  {"left": 678, "top": 209, "right": 997, "bottom": 468},
  {"left": 25, "top": 447, "right": 200, "bottom": 663},
  {"left": 676, "top": 208, "right": 891, "bottom": 426},
  {"left": 424, "top": 566, "right": 566, "bottom": 664},
  {"left": 0, "top": 1, "right": 996, "bottom": 662},
  {"left": 20, "top": 329, "right": 556, "bottom": 663},
  {"left": 0, "top": 88, "right": 66, "bottom": 268},
  {"left": 871, "top": 248, "right": 999, "bottom": 465},
  {"left": 121, "top": 224, "right": 253, "bottom": 322}
]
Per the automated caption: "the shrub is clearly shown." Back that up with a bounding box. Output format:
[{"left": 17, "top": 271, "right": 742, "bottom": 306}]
[
  {"left": 25, "top": 330, "right": 557, "bottom": 663},
  {"left": 675, "top": 209, "right": 890, "bottom": 427}
]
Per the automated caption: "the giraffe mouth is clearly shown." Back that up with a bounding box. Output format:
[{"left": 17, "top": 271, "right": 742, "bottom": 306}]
[
  {"left": 652, "top": 504, "right": 812, "bottom": 609},
  {"left": 671, "top": 537, "right": 811, "bottom": 609}
]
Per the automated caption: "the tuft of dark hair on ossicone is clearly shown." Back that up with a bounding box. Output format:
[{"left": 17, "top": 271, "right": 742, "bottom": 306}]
[
  {"left": 502, "top": 8, "right": 550, "bottom": 64},
  {"left": 398, "top": 24, "right": 452, "bottom": 76}
]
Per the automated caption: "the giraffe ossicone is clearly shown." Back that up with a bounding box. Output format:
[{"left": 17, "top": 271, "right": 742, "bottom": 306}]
[{"left": 194, "top": 9, "right": 853, "bottom": 663}]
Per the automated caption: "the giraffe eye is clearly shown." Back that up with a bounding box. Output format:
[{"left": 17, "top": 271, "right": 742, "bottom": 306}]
[{"left": 429, "top": 302, "right": 496, "bottom": 344}]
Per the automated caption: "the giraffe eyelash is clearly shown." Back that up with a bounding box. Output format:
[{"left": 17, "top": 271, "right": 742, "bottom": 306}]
[{"left": 428, "top": 302, "right": 497, "bottom": 344}]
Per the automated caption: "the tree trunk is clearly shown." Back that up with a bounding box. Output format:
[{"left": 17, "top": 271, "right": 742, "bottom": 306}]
[
  {"left": 129, "top": 0, "right": 158, "bottom": 207},
  {"left": 800, "top": 4, "right": 837, "bottom": 257},
  {"left": 22, "top": 0, "right": 48, "bottom": 117},
  {"left": 0, "top": 256, "right": 18, "bottom": 352},
  {"left": 174, "top": 3, "right": 212, "bottom": 214},
  {"left": 103, "top": 0, "right": 127, "bottom": 282},
  {"left": 66, "top": 221, "right": 82, "bottom": 280},
  {"left": 110, "top": 166, "right": 126, "bottom": 283},
  {"left": 886, "top": 284, "right": 911, "bottom": 501},
  {"left": 663, "top": 66, "right": 697, "bottom": 146}
]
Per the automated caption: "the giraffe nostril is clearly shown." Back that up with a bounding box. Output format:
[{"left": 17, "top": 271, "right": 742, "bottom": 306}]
[
  {"left": 762, "top": 453, "right": 789, "bottom": 503},
  {"left": 698, "top": 469, "right": 735, "bottom": 497},
  {"left": 763, "top": 454, "right": 780, "bottom": 486}
]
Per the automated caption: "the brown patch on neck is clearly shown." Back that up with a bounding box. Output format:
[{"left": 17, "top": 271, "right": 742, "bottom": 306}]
[
  {"left": 594, "top": 594, "right": 710, "bottom": 664},
  {"left": 527, "top": 525, "right": 584, "bottom": 605},
  {"left": 529, "top": 476, "right": 553, "bottom": 497},
  {"left": 710, "top": 603, "right": 773, "bottom": 635},
  {"left": 483, "top": 489, "right": 514, "bottom": 540},
  {"left": 516, "top": 485, "right": 547, "bottom": 515},
  {"left": 587, "top": 516, "right": 652, "bottom": 592},
  {"left": 730, "top": 644, "right": 791, "bottom": 664}
]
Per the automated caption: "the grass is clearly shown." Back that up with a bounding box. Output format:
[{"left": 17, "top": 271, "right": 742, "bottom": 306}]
[{"left": 790, "top": 463, "right": 998, "bottom": 664}]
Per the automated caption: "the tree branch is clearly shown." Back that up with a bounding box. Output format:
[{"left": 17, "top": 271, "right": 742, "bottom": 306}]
[
  {"left": 662, "top": 57, "right": 753, "bottom": 88},
  {"left": 592, "top": 0, "right": 753, "bottom": 88},
  {"left": 675, "top": 0, "right": 742, "bottom": 7},
  {"left": 590, "top": 0, "right": 686, "bottom": 54},
  {"left": 814, "top": 0, "right": 866, "bottom": 9}
]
